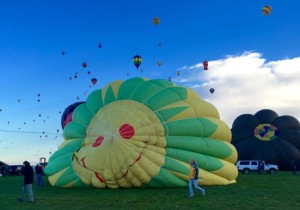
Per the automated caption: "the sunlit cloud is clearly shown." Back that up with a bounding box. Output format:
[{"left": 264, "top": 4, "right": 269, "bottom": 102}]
[{"left": 177, "top": 52, "right": 300, "bottom": 127}]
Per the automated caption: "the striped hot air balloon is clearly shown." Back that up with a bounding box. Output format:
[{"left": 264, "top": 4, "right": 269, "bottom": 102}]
[
  {"left": 133, "top": 55, "right": 142, "bottom": 69},
  {"left": 262, "top": 5, "right": 272, "bottom": 16}
]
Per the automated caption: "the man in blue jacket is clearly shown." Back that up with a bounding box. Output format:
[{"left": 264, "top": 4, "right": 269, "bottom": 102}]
[
  {"left": 188, "top": 159, "right": 205, "bottom": 197},
  {"left": 35, "top": 164, "right": 43, "bottom": 187}
]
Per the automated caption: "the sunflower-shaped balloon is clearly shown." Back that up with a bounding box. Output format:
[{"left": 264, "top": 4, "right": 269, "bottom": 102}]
[
  {"left": 44, "top": 77, "right": 238, "bottom": 188},
  {"left": 232, "top": 109, "right": 300, "bottom": 170}
]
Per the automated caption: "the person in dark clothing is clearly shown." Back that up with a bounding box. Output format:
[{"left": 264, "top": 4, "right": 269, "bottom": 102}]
[
  {"left": 258, "top": 161, "right": 264, "bottom": 174},
  {"left": 17, "top": 161, "right": 34, "bottom": 202},
  {"left": 0, "top": 165, "right": 5, "bottom": 176},
  {"left": 291, "top": 160, "right": 297, "bottom": 176},
  {"left": 35, "top": 164, "right": 43, "bottom": 187}
]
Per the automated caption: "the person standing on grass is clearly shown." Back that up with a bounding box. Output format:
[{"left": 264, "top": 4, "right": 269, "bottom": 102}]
[
  {"left": 17, "top": 161, "right": 34, "bottom": 202},
  {"left": 291, "top": 160, "right": 297, "bottom": 176},
  {"left": 188, "top": 159, "right": 205, "bottom": 197},
  {"left": 35, "top": 164, "right": 43, "bottom": 187}
]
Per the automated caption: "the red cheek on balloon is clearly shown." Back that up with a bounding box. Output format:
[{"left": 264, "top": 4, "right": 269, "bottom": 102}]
[{"left": 93, "top": 136, "right": 104, "bottom": 147}]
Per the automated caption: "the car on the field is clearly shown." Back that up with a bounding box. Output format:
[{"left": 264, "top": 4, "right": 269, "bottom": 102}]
[
  {"left": 8, "top": 165, "right": 23, "bottom": 175},
  {"left": 236, "top": 160, "right": 278, "bottom": 174}
]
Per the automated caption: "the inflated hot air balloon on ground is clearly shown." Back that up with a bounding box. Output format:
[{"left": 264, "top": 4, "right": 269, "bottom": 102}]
[
  {"left": 262, "top": 5, "right": 272, "bottom": 16},
  {"left": 45, "top": 77, "right": 238, "bottom": 188},
  {"left": 231, "top": 109, "right": 300, "bottom": 170},
  {"left": 61, "top": 102, "right": 85, "bottom": 129},
  {"left": 153, "top": 17, "right": 160, "bottom": 26},
  {"left": 133, "top": 55, "right": 142, "bottom": 69}
]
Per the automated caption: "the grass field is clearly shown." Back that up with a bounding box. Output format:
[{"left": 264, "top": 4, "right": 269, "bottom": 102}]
[{"left": 0, "top": 172, "right": 299, "bottom": 210}]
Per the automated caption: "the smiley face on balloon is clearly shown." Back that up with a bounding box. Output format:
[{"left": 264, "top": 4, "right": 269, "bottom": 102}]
[{"left": 45, "top": 77, "right": 238, "bottom": 188}]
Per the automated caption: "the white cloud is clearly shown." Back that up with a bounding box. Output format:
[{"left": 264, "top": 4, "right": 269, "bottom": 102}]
[{"left": 178, "top": 52, "right": 300, "bottom": 127}]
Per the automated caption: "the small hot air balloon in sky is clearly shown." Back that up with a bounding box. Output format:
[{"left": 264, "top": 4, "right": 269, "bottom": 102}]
[
  {"left": 209, "top": 88, "right": 215, "bottom": 94},
  {"left": 262, "top": 5, "right": 272, "bottom": 16},
  {"left": 98, "top": 43, "right": 102, "bottom": 48},
  {"left": 91, "top": 78, "right": 97, "bottom": 85},
  {"left": 168, "top": 76, "right": 171, "bottom": 81},
  {"left": 203, "top": 61, "right": 208, "bottom": 70},
  {"left": 157, "top": 61, "right": 162, "bottom": 67},
  {"left": 153, "top": 17, "right": 160, "bottom": 26},
  {"left": 61, "top": 51, "right": 65, "bottom": 55},
  {"left": 177, "top": 70, "right": 181, "bottom": 76},
  {"left": 82, "top": 62, "right": 87, "bottom": 68},
  {"left": 158, "top": 42, "right": 162, "bottom": 48},
  {"left": 133, "top": 55, "right": 142, "bottom": 69}
]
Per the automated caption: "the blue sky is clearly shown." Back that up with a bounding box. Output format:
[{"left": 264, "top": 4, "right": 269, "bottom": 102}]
[{"left": 1, "top": 0, "right": 300, "bottom": 164}]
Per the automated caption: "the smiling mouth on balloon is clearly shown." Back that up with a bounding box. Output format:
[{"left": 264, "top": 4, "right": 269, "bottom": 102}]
[{"left": 121, "top": 145, "right": 147, "bottom": 179}]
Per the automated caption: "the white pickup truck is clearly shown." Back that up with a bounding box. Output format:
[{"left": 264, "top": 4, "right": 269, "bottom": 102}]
[{"left": 236, "top": 160, "right": 278, "bottom": 174}]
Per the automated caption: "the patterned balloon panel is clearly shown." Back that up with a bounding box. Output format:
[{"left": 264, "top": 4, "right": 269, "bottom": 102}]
[{"left": 44, "top": 77, "right": 238, "bottom": 188}]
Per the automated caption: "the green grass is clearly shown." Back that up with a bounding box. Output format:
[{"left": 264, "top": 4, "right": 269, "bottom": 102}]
[{"left": 0, "top": 172, "right": 299, "bottom": 210}]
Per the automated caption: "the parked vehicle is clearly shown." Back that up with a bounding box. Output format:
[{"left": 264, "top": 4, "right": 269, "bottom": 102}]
[
  {"left": 236, "top": 160, "right": 278, "bottom": 174},
  {"left": 8, "top": 165, "right": 23, "bottom": 175}
]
